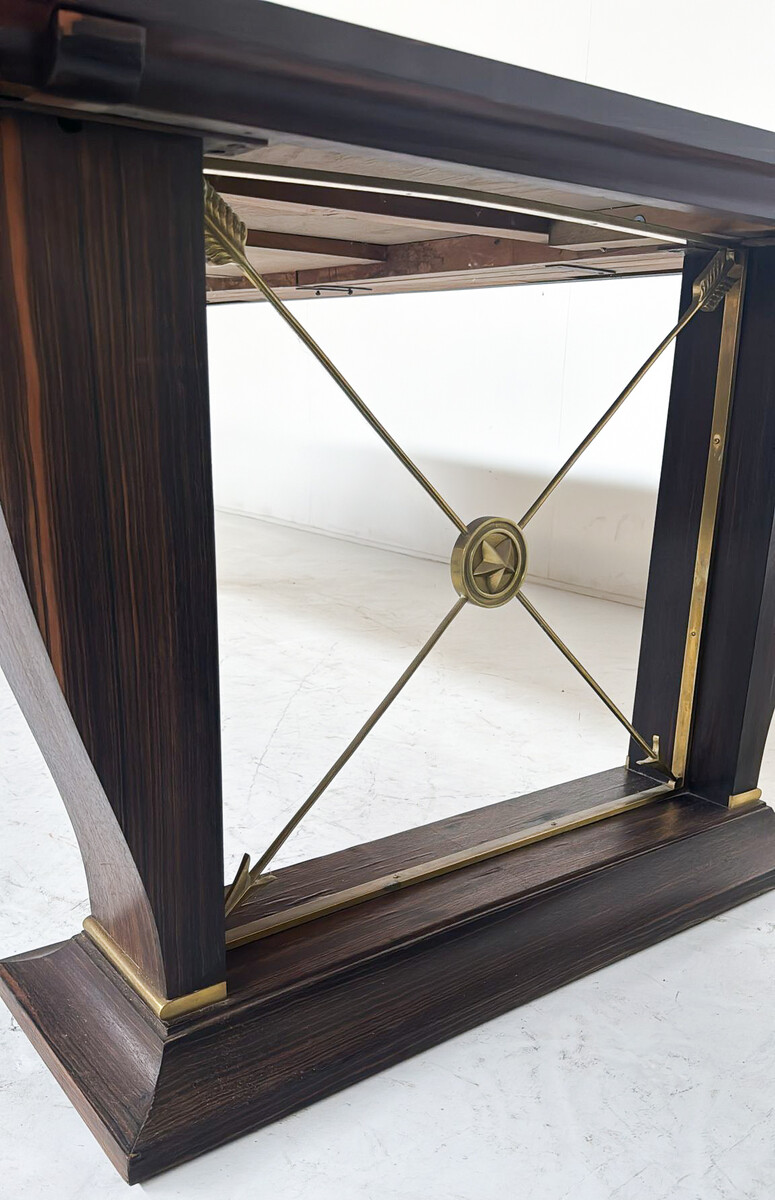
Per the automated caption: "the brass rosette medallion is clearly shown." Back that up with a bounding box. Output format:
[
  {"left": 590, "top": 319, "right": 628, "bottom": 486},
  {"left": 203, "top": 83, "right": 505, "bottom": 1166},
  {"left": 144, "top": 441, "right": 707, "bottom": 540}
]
[{"left": 450, "top": 517, "right": 528, "bottom": 608}]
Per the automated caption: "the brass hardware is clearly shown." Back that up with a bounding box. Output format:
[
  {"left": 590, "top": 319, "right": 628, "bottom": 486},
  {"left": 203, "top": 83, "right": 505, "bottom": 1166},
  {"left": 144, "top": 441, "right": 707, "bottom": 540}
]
[
  {"left": 520, "top": 250, "right": 742, "bottom": 528},
  {"left": 243, "top": 596, "right": 468, "bottom": 887},
  {"left": 82, "top": 917, "right": 227, "bottom": 1020},
  {"left": 516, "top": 590, "right": 672, "bottom": 775},
  {"left": 450, "top": 516, "right": 527, "bottom": 607},
  {"left": 728, "top": 788, "right": 762, "bottom": 810},
  {"left": 636, "top": 734, "right": 661, "bottom": 766},
  {"left": 203, "top": 177, "right": 709, "bottom": 918},
  {"left": 693, "top": 248, "right": 741, "bottom": 311},
  {"left": 224, "top": 851, "right": 275, "bottom": 917},
  {"left": 203, "top": 179, "right": 467, "bottom": 534},
  {"left": 202, "top": 159, "right": 733, "bottom": 250},
  {"left": 226, "top": 782, "right": 674, "bottom": 948},
  {"left": 672, "top": 252, "right": 746, "bottom": 780}
]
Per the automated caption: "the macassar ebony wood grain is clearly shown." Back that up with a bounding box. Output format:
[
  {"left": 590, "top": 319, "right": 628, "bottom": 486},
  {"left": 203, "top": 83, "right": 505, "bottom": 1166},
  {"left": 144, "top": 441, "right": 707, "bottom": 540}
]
[
  {"left": 0, "top": 499, "right": 164, "bottom": 992},
  {"left": 4, "top": 2, "right": 775, "bottom": 222},
  {"left": 0, "top": 109, "right": 224, "bottom": 998},
  {"left": 2, "top": 5, "right": 775, "bottom": 1184},
  {"left": 629, "top": 251, "right": 724, "bottom": 782},
  {"left": 2, "top": 780, "right": 774, "bottom": 1183},
  {"left": 689, "top": 246, "right": 775, "bottom": 803},
  {"left": 633, "top": 246, "right": 775, "bottom": 803}
]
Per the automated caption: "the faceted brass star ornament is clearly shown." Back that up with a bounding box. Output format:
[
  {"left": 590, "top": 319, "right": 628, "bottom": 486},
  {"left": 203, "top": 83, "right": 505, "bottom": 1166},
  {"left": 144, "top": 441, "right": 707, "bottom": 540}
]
[
  {"left": 450, "top": 517, "right": 528, "bottom": 607},
  {"left": 474, "top": 533, "right": 516, "bottom": 593}
]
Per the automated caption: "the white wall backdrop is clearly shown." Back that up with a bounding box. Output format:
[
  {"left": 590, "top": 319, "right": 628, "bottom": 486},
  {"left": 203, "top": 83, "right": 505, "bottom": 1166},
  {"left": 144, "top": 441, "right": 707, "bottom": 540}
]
[
  {"left": 209, "top": 276, "right": 678, "bottom": 604},
  {"left": 207, "top": 0, "right": 775, "bottom": 605}
]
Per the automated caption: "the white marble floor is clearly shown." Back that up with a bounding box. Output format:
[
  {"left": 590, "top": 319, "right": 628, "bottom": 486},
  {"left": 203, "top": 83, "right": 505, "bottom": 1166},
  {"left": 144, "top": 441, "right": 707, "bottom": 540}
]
[{"left": 1, "top": 512, "right": 773, "bottom": 1199}]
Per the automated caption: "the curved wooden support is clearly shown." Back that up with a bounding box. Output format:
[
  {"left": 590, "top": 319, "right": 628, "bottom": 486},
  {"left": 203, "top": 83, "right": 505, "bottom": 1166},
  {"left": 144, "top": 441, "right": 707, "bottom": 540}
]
[
  {"left": 0, "top": 503, "right": 166, "bottom": 992},
  {"left": 0, "top": 110, "right": 224, "bottom": 999}
]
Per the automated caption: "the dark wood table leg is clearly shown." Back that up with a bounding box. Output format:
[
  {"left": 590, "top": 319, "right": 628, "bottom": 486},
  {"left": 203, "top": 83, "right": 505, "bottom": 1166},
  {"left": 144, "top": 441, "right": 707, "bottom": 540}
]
[
  {"left": 687, "top": 247, "right": 775, "bottom": 805},
  {"left": 0, "top": 110, "right": 224, "bottom": 1005},
  {"left": 1, "top": 114, "right": 775, "bottom": 1185},
  {"left": 632, "top": 246, "right": 775, "bottom": 807}
]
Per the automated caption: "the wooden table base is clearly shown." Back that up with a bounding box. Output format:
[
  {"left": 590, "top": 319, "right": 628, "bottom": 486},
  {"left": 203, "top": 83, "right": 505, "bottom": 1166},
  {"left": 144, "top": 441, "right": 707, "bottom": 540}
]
[
  {"left": 3, "top": 6, "right": 775, "bottom": 1185},
  {"left": 2, "top": 769, "right": 773, "bottom": 1183}
]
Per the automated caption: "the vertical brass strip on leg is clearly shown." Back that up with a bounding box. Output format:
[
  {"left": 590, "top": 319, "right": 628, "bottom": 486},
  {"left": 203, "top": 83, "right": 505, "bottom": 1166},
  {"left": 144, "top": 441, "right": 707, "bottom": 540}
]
[{"left": 671, "top": 255, "right": 747, "bottom": 781}]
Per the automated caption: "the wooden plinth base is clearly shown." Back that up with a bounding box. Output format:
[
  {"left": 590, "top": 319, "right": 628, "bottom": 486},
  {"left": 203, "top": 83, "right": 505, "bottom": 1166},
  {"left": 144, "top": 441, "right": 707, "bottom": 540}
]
[{"left": 2, "top": 768, "right": 774, "bottom": 1183}]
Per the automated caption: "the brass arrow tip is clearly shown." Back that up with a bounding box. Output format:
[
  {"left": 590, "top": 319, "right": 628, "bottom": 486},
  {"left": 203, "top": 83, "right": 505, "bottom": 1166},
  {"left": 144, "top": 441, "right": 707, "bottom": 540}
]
[
  {"left": 224, "top": 853, "right": 276, "bottom": 917},
  {"left": 203, "top": 177, "right": 248, "bottom": 267}
]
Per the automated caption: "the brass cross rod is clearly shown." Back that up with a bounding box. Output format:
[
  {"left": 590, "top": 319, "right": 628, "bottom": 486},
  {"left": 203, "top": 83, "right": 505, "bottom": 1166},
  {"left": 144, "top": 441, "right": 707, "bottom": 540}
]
[
  {"left": 520, "top": 249, "right": 741, "bottom": 528},
  {"left": 204, "top": 179, "right": 467, "bottom": 534},
  {"left": 516, "top": 590, "right": 672, "bottom": 776}
]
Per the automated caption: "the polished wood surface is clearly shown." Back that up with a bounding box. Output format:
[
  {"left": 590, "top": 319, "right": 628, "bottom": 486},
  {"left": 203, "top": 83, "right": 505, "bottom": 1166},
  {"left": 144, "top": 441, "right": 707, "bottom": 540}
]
[
  {"left": 1, "top": 3, "right": 775, "bottom": 1183},
  {"left": 690, "top": 246, "right": 775, "bottom": 801},
  {"left": 633, "top": 246, "right": 775, "bottom": 801},
  {"left": 0, "top": 110, "right": 224, "bottom": 998},
  {"left": 3, "top": 2, "right": 775, "bottom": 221},
  {"left": 3, "top": 3, "right": 775, "bottom": 303},
  {"left": 226, "top": 766, "right": 658, "bottom": 926},
  {"left": 2, "top": 782, "right": 773, "bottom": 1182},
  {"left": 630, "top": 251, "right": 725, "bottom": 780},
  {"left": 0, "top": 498, "right": 165, "bottom": 992}
]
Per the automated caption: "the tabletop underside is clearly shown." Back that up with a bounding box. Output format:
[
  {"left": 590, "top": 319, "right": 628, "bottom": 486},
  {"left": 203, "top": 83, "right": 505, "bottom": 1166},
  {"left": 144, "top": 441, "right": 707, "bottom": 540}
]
[{"left": 2, "top": 0, "right": 775, "bottom": 303}]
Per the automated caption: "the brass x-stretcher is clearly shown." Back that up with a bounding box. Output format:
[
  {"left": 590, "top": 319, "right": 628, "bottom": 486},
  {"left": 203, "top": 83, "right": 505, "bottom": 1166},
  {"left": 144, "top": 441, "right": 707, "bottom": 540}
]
[{"left": 204, "top": 181, "right": 742, "bottom": 919}]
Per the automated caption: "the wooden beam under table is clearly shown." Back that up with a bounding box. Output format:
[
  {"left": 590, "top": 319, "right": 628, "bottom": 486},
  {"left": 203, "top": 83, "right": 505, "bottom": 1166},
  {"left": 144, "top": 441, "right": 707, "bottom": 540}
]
[
  {"left": 246, "top": 227, "right": 387, "bottom": 261},
  {"left": 267, "top": 233, "right": 576, "bottom": 286},
  {"left": 206, "top": 239, "right": 676, "bottom": 299},
  {"left": 208, "top": 172, "right": 552, "bottom": 241}
]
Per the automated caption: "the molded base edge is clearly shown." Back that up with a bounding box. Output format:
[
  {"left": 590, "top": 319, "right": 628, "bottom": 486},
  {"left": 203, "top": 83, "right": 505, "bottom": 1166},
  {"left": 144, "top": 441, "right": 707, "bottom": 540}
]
[{"left": 1, "top": 782, "right": 774, "bottom": 1182}]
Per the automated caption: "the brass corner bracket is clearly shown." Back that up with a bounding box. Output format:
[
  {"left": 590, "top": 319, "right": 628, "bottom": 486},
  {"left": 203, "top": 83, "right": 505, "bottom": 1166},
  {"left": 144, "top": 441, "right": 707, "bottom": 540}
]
[
  {"left": 728, "top": 788, "right": 763, "bottom": 810},
  {"left": 82, "top": 917, "right": 227, "bottom": 1021}
]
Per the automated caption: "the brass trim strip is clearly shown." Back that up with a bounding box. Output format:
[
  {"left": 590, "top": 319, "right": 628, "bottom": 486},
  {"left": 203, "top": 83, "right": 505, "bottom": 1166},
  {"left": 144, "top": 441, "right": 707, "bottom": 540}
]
[
  {"left": 728, "top": 788, "right": 762, "bottom": 810},
  {"left": 82, "top": 918, "right": 227, "bottom": 1020},
  {"left": 202, "top": 159, "right": 732, "bottom": 250},
  {"left": 226, "top": 782, "right": 674, "bottom": 949},
  {"left": 671, "top": 254, "right": 747, "bottom": 780}
]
